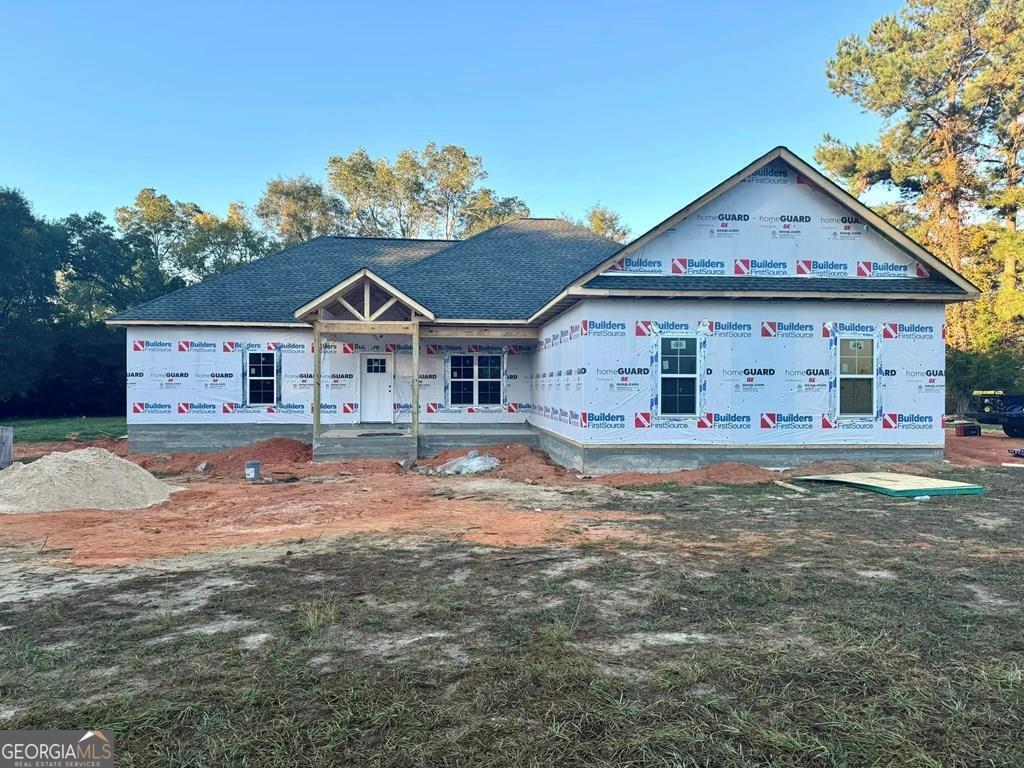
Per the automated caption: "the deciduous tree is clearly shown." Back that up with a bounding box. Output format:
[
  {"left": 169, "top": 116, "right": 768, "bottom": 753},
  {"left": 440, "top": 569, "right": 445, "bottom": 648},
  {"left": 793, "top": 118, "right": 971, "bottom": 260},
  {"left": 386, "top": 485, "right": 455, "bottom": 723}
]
[
  {"left": 459, "top": 188, "right": 530, "bottom": 237},
  {"left": 255, "top": 176, "right": 347, "bottom": 245},
  {"left": 0, "top": 188, "right": 65, "bottom": 399},
  {"left": 423, "top": 142, "right": 486, "bottom": 239},
  {"left": 560, "top": 203, "right": 631, "bottom": 242},
  {"left": 326, "top": 143, "right": 521, "bottom": 239},
  {"left": 117, "top": 190, "right": 271, "bottom": 281},
  {"left": 59, "top": 212, "right": 181, "bottom": 322}
]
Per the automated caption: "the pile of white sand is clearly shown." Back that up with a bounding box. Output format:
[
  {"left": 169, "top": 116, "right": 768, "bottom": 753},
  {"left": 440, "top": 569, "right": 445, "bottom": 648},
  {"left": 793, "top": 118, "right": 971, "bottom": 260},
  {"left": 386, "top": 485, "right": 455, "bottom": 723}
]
[{"left": 0, "top": 448, "right": 177, "bottom": 514}]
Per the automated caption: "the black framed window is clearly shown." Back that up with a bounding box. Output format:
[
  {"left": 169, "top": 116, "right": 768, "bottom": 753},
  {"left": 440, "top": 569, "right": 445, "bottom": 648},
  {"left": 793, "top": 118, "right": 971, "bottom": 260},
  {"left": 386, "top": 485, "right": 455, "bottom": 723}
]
[
  {"left": 247, "top": 351, "right": 277, "bottom": 405},
  {"left": 449, "top": 354, "right": 502, "bottom": 406},
  {"left": 659, "top": 337, "right": 697, "bottom": 416}
]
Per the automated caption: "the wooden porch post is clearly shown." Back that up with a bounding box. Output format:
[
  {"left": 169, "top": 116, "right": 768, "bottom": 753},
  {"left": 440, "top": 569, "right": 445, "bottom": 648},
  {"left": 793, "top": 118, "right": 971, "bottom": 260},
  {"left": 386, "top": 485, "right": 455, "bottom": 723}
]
[
  {"left": 312, "top": 319, "right": 322, "bottom": 439},
  {"left": 411, "top": 315, "right": 421, "bottom": 448}
]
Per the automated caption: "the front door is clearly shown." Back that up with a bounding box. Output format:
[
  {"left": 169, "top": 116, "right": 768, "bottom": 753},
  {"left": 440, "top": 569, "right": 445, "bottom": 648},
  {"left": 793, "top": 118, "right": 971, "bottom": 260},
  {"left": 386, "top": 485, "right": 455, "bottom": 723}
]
[{"left": 359, "top": 353, "right": 394, "bottom": 423}]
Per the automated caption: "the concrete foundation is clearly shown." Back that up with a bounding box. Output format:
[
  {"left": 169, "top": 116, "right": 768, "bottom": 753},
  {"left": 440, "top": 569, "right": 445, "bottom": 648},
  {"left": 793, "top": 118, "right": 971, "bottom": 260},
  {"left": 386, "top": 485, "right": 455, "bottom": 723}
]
[
  {"left": 129, "top": 422, "right": 539, "bottom": 460},
  {"left": 129, "top": 424, "right": 313, "bottom": 453},
  {"left": 533, "top": 426, "right": 944, "bottom": 474},
  {"left": 128, "top": 423, "right": 943, "bottom": 471}
]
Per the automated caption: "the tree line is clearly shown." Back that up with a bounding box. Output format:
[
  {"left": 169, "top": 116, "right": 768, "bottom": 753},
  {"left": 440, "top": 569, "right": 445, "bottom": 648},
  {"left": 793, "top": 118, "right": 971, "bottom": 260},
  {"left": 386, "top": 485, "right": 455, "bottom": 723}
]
[
  {"left": 816, "top": 0, "right": 1023, "bottom": 406},
  {"left": 0, "top": 143, "right": 629, "bottom": 417},
  {"left": 2, "top": 0, "right": 1022, "bottom": 419}
]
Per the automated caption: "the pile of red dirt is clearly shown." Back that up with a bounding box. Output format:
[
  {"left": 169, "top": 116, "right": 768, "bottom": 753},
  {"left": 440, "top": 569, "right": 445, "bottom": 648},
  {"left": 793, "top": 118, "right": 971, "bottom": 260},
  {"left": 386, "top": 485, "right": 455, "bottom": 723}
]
[
  {"left": 602, "top": 461, "right": 780, "bottom": 487},
  {"left": 944, "top": 430, "right": 1024, "bottom": 466},
  {"left": 132, "top": 438, "right": 314, "bottom": 477}
]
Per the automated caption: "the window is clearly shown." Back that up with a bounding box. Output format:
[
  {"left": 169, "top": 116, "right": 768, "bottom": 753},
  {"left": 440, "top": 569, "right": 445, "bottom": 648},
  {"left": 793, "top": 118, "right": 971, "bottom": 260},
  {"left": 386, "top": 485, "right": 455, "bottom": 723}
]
[
  {"left": 839, "top": 338, "right": 874, "bottom": 415},
  {"left": 659, "top": 337, "right": 697, "bottom": 416},
  {"left": 247, "top": 351, "right": 277, "bottom": 405},
  {"left": 365, "top": 357, "right": 387, "bottom": 373},
  {"left": 450, "top": 354, "right": 502, "bottom": 406}
]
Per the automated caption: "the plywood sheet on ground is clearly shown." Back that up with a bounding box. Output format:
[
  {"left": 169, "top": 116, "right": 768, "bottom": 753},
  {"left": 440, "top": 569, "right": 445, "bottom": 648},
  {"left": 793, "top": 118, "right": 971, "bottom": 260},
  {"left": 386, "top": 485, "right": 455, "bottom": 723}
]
[{"left": 796, "top": 472, "right": 983, "bottom": 496}]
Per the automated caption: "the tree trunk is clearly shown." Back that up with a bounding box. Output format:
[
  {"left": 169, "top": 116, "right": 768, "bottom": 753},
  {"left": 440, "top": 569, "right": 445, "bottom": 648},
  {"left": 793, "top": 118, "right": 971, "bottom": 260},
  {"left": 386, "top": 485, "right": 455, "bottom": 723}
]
[{"left": 1002, "top": 211, "right": 1018, "bottom": 290}]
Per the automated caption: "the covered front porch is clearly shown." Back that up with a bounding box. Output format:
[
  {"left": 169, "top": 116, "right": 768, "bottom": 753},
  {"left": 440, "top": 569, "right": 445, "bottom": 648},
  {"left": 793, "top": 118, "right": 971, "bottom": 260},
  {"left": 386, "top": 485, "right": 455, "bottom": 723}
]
[{"left": 293, "top": 268, "right": 537, "bottom": 461}]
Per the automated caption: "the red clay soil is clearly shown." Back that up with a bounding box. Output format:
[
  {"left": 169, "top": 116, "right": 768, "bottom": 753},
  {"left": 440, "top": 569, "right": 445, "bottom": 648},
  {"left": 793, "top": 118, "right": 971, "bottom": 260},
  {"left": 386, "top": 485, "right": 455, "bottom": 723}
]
[
  {"left": 0, "top": 471, "right": 646, "bottom": 567},
  {"left": 943, "top": 430, "right": 1024, "bottom": 466},
  {"left": 424, "top": 443, "right": 579, "bottom": 484},
  {"left": 5, "top": 429, "right": 1018, "bottom": 568},
  {"left": 422, "top": 444, "right": 778, "bottom": 486},
  {"left": 135, "top": 438, "right": 406, "bottom": 480},
  {"left": 600, "top": 462, "right": 779, "bottom": 487}
]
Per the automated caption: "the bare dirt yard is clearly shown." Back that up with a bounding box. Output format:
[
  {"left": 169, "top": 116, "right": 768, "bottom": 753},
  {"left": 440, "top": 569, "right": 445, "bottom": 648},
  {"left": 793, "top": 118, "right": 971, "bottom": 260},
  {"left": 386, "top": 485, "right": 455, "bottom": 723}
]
[{"left": 1, "top": 431, "right": 1022, "bottom": 766}]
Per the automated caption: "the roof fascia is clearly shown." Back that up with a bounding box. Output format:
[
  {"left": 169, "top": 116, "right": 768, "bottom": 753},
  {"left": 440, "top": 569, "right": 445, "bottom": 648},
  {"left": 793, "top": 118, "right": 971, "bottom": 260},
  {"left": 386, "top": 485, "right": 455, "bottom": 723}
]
[{"left": 292, "top": 268, "right": 436, "bottom": 321}]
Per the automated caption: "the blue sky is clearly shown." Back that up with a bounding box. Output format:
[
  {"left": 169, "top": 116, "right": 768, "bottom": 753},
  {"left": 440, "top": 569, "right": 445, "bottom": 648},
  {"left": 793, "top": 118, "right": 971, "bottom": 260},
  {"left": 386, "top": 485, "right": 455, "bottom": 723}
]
[{"left": 1, "top": 0, "right": 897, "bottom": 235}]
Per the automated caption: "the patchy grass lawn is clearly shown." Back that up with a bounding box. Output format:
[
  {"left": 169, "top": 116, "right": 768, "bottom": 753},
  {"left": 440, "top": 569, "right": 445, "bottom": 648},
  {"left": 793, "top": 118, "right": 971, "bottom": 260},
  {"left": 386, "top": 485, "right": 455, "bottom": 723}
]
[
  {"left": 1, "top": 466, "right": 1022, "bottom": 766},
  {"left": 2, "top": 416, "right": 127, "bottom": 443}
]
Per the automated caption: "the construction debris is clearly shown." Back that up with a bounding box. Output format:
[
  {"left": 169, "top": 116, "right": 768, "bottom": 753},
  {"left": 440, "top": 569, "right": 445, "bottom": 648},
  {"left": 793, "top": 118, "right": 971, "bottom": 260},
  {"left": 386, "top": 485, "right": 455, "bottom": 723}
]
[
  {"left": 796, "top": 471, "right": 983, "bottom": 497},
  {"left": 0, "top": 427, "right": 12, "bottom": 471},
  {"left": 772, "top": 480, "right": 809, "bottom": 494},
  {"left": 0, "top": 448, "right": 178, "bottom": 513},
  {"left": 421, "top": 450, "right": 500, "bottom": 476}
]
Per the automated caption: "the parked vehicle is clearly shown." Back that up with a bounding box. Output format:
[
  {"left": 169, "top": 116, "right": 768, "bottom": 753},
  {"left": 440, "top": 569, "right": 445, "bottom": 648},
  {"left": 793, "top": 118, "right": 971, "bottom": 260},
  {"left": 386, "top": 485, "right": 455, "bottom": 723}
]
[{"left": 967, "top": 390, "right": 1024, "bottom": 438}]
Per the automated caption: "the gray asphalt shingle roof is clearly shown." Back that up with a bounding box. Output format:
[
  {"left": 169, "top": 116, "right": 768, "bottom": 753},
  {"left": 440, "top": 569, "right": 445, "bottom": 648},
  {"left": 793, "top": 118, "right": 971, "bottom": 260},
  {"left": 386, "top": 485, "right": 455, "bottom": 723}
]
[
  {"left": 582, "top": 275, "right": 967, "bottom": 295},
  {"left": 111, "top": 218, "right": 622, "bottom": 323},
  {"left": 111, "top": 217, "right": 966, "bottom": 325},
  {"left": 387, "top": 218, "right": 622, "bottom": 320},
  {"left": 110, "top": 236, "right": 450, "bottom": 324}
]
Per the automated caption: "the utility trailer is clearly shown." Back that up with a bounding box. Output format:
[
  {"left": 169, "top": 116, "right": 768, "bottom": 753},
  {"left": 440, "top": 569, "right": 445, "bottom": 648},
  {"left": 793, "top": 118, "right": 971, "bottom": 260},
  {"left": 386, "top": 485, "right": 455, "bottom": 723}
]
[{"left": 967, "top": 390, "right": 1024, "bottom": 438}]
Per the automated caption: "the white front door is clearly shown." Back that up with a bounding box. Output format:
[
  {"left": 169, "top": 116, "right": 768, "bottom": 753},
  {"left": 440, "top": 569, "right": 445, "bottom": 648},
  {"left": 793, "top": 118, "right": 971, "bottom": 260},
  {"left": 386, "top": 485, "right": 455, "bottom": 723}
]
[{"left": 359, "top": 353, "right": 394, "bottom": 423}]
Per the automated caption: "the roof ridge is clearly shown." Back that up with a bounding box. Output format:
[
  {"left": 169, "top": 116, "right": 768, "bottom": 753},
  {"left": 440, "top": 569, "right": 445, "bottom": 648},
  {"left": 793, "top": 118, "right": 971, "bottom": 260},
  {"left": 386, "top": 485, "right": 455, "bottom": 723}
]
[{"left": 323, "top": 235, "right": 456, "bottom": 243}]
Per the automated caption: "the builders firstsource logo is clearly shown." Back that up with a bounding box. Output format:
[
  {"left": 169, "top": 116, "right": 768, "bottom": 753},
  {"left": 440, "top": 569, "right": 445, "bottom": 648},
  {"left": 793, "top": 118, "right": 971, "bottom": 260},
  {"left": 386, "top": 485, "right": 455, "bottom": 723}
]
[
  {"left": 584, "top": 412, "right": 626, "bottom": 429},
  {"left": 581, "top": 320, "right": 627, "bottom": 337},
  {"left": 743, "top": 166, "right": 790, "bottom": 184},
  {"left": 823, "top": 322, "right": 876, "bottom": 338},
  {"left": 176, "top": 402, "right": 217, "bottom": 415},
  {"left": 426, "top": 344, "right": 462, "bottom": 355},
  {"left": 796, "top": 259, "right": 848, "bottom": 278},
  {"left": 671, "top": 257, "right": 726, "bottom": 275},
  {"left": 222, "top": 402, "right": 263, "bottom": 415},
  {"left": 881, "top": 322, "right": 935, "bottom": 340},
  {"left": 636, "top": 320, "right": 690, "bottom": 336},
  {"left": 856, "top": 260, "right": 914, "bottom": 278},
  {"left": 882, "top": 413, "right": 935, "bottom": 430},
  {"left": 131, "top": 339, "right": 173, "bottom": 352},
  {"left": 760, "top": 321, "right": 814, "bottom": 338},
  {"left": 821, "top": 414, "right": 873, "bottom": 430},
  {"left": 177, "top": 340, "right": 217, "bottom": 352},
  {"left": 696, "top": 412, "right": 752, "bottom": 430},
  {"left": 707, "top": 321, "right": 752, "bottom": 338},
  {"left": 760, "top": 412, "right": 813, "bottom": 430},
  {"left": 734, "top": 258, "right": 787, "bottom": 276},
  {"left": 608, "top": 256, "right": 663, "bottom": 273},
  {"left": 131, "top": 402, "right": 172, "bottom": 414},
  {"left": 266, "top": 403, "right": 306, "bottom": 414}
]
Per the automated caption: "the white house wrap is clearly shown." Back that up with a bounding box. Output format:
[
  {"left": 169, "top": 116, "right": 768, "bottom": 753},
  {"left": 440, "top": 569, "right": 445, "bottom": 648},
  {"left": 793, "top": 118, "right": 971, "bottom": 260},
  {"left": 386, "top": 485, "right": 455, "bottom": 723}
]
[
  {"left": 530, "top": 300, "right": 945, "bottom": 446},
  {"left": 110, "top": 147, "right": 977, "bottom": 470}
]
